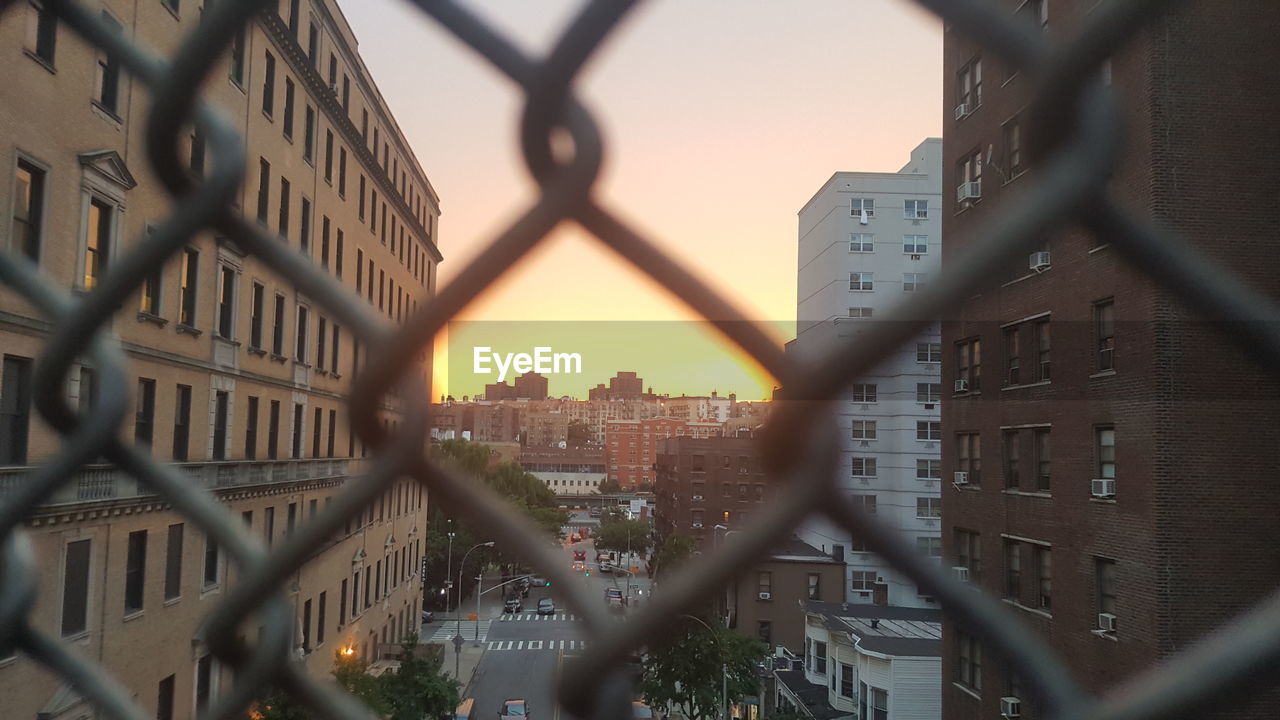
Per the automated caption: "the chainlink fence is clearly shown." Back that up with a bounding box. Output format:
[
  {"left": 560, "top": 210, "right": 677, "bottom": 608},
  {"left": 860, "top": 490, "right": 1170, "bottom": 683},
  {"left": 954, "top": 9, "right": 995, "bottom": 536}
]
[{"left": 2, "top": 1, "right": 1280, "bottom": 719}]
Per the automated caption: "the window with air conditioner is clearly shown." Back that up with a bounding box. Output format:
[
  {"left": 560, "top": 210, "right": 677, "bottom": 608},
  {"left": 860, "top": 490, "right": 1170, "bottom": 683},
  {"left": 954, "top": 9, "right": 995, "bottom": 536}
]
[
  {"left": 1095, "top": 556, "right": 1117, "bottom": 634},
  {"left": 851, "top": 383, "right": 877, "bottom": 403},
  {"left": 956, "top": 337, "right": 982, "bottom": 391},
  {"left": 849, "top": 197, "right": 874, "bottom": 218},
  {"left": 955, "top": 529, "right": 980, "bottom": 580},
  {"left": 957, "top": 432, "right": 981, "bottom": 485},
  {"left": 957, "top": 57, "right": 982, "bottom": 115}
]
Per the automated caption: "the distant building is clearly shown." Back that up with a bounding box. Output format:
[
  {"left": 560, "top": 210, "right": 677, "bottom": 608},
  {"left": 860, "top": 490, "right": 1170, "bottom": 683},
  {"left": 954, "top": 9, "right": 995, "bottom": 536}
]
[
  {"left": 663, "top": 393, "right": 731, "bottom": 423},
  {"left": 607, "top": 418, "right": 725, "bottom": 488},
  {"left": 483, "top": 381, "right": 518, "bottom": 402},
  {"left": 791, "top": 138, "right": 943, "bottom": 608},
  {"left": 723, "top": 536, "right": 843, "bottom": 653},
  {"left": 520, "top": 446, "right": 606, "bottom": 496},
  {"left": 524, "top": 408, "right": 568, "bottom": 448},
  {"left": 653, "top": 433, "right": 767, "bottom": 542},
  {"left": 773, "top": 602, "right": 941, "bottom": 720},
  {"left": 514, "top": 371, "right": 549, "bottom": 401}
]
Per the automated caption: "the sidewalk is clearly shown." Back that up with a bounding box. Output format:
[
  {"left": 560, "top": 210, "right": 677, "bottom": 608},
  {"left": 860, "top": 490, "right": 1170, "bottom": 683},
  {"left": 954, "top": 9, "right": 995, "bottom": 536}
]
[{"left": 427, "top": 587, "right": 505, "bottom": 696}]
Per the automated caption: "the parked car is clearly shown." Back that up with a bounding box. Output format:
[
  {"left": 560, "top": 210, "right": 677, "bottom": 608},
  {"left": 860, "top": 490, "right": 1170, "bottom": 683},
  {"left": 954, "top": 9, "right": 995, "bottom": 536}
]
[
  {"left": 537, "top": 598, "right": 556, "bottom": 615},
  {"left": 498, "top": 699, "right": 528, "bottom": 718},
  {"left": 504, "top": 597, "right": 523, "bottom": 613},
  {"left": 573, "top": 550, "right": 587, "bottom": 561},
  {"left": 571, "top": 561, "right": 586, "bottom": 572},
  {"left": 605, "top": 588, "right": 624, "bottom": 600},
  {"left": 421, "top": 609, "right": 435, "bottom": 623},
  {"left": 529, "top": 576, "right": 548, "bottom": 587},
  {"left": 599, "top": 562, "right": 614, "bottom": 574}
]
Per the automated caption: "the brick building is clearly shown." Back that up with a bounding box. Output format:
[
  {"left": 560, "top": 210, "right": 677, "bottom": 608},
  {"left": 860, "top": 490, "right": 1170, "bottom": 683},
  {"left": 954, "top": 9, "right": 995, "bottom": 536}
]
[
  {"left": 0, "top": 1, "right": 439, "bottom": 718},
  {"left": 941, "top": 2, "right": 1280, "bottom": 720},
  {"left": 653, "top": 433, "right": 768, "bottom": 542},
  {"left": 607, "top": 417, "right": 724, "bottom": 488},
  {"left": 513, "top": 371, "right": 549, "bottom": 401},
  {"left": 723, "top": 536, "right": 844, "bottom": 653}
]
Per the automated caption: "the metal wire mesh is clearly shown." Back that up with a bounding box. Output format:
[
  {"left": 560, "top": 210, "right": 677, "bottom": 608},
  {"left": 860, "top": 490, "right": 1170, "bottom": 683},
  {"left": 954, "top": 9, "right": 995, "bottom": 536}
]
[{"left": 1, "top": 1, "right": 1279, "bottom": 720}]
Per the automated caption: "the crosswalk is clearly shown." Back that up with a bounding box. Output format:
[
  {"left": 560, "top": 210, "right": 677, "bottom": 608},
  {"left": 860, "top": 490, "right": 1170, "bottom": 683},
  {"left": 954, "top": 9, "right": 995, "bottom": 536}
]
[
  {"left": 485, "top": 639, "right": 590, "bottom": 651},
  {"left": 498, "top": 613, "right": 578, "bottom": 622},
  {"left": 427, "top": 620, "right": 492, "bottom": 642}
]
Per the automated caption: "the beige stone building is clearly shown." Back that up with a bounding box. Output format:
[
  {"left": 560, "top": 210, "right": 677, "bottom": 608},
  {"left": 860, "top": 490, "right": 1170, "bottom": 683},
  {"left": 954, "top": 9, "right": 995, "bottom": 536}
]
[{"left": 0, "top": 1, "right": 441, "bottom": 719}]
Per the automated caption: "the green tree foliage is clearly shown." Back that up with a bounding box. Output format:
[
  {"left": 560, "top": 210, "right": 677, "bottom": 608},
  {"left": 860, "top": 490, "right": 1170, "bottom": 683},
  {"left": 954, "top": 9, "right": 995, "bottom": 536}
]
[
  {"left": 640, "top": 619, "right": 768, "bottom": 720},
  {"left": 593, "top": 517, "right": 652, "bottom": 554},
  {"left": 329, "top": 638, "right": 460, "bottom": 720},
  {"left": 596, "top": 477, "right": 623, "bottom": 495},
  {"left": 650, "top": 535, "right": 697, "bottom": 579},
  {"left": 430, "top": 438, "right": 492, "bottom": 476}
]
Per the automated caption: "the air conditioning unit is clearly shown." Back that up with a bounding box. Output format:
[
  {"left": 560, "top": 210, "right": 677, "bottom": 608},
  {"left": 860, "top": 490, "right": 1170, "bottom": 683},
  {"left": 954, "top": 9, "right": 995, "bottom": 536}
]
[
  {"left": 953, "top": 471, "right": 970, "bottom": 485},
  {"left": 739, "top": 468, "right": 748, "bottom": 475},
  {"left": 954, "top": 378, "right": 970, "bottom": 392},
  {"left": 1001, "top": 696, "right": 1022, "bottom": 718},
  {"left": 692, "top": 495, "right": 703, "bottom": 501},
  {"left": 957, "top": 181, "right": 982, "bottom": 203},
  {"left": 758, "top": 592, "right": 772, "bottom": 601},
  {"left": 1091, "top": 478, "right": 1116, "bottom": 498},
  {"left": 1098, "top": 612, "right": 1118, "bottom": 633},
  {"left": 691, "top": 522, "right": 703, "bottom": 529},
  {"left": 951, "top": 566, "right": 970, "bottom": 582},
  {"left": 1029, "top": 251, "right": 1051, "bottom": 271},
  {"left": 954, "top": 103, "right": 971, "bottom": 120}
]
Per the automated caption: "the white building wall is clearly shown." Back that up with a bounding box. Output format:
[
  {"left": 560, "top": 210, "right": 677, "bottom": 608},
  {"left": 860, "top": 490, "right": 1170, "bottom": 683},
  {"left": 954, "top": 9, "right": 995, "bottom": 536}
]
[
  {"left": 804, "top": 619, "right": 941, "bottom": 720},
  {"left": 890, "top": 657, "right": 943, "bottom": 720},
  {"left": 793, "top": 139, "right": 943, "bottom": 608},
  {"left": 532, "top": 470, "right": 604, "bottom": 496}
]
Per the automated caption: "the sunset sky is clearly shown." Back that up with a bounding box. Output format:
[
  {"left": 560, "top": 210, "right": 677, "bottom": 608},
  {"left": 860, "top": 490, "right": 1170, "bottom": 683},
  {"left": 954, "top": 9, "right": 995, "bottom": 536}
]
[{"left": 336, "top": 0, "right": 943, "bottom": 400}]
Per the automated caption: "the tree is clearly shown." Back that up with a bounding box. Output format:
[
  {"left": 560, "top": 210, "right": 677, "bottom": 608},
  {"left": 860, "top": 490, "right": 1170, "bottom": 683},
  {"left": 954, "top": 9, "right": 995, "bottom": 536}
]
[
  {"left": 593, "top": 517, "right": 652, "bottom": 554},
  {"left": 650, "top": 535, "right": 697, "bottom": 579},
  {"left": 596, "top": 477, "right": 623, "bottom": 495},
  {"left": 641, "top": 618, "right": 768, "bottom": 720},
  {"left": 248, "top": 688, "right": 310, "bottom": 720},
  {"left": 379, "top": 635, "right": 460, "bottom": 720}
]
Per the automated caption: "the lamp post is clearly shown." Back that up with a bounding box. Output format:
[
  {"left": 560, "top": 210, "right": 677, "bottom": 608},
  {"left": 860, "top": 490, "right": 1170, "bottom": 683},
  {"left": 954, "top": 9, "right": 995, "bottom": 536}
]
[
  {"left": 455, "top": 541, "right": 494, "bottom": 674},
  {"left": 444, "top": 527, "right": 455, "bottom": 611},
  {"left": 680, "top": 614, "right": 728, "bottom": 720}
]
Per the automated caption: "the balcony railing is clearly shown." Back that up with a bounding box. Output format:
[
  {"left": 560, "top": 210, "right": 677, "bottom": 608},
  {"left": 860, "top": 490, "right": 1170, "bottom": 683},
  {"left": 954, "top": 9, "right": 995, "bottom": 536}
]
[{"left": 0, "top": 457, "right": 366, "bottom": 507}]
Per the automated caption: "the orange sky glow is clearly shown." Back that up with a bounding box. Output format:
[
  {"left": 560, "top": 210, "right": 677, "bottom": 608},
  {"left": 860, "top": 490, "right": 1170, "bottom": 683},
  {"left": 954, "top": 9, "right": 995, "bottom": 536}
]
[{"left": 337, "top": 0, "right": 944, "bottom": 399}]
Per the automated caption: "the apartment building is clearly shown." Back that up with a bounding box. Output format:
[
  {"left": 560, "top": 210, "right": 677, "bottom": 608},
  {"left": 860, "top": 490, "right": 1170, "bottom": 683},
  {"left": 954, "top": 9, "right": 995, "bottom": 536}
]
[
  {"left": 0, "top": 1, "right": 440, "bottom": 718},
  {"left": 662, "top": 393, "right": 731, "bottom": 423},
  {"left": 608, "top": 417, "right": 723, "bottom": 488},
  {"left": 520, "top": 446, "right": 606, "bottom": 496},
  {"left": 723, "top": 536, "right": 843, "bottom": 653},
  {"left": 653, "top": 433, "right": 769, "bottom": 542},
  {"left": 791, "top": 139, "right": 944, "bottom": 609},
  {"left": 941, "top": 3, "right": 1280, "bottom": 720}
]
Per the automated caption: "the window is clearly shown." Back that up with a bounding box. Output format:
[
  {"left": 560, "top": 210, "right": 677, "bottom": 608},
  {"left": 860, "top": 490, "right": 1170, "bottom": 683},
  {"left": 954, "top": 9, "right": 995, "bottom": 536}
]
[
  {"left": 1004, "top": 540, "right": 1021, "bottom": 600},
  {"left": 956, "top": 338, "right": 981, "bottom": 391},
  {"left": 1095, "top": 299, "right": 1115, "bottom": 371},
  {"left": 327, "top": 409, "right": 337, "bottom": 458},
  {"left": 295, "top": 306, "right": 309, "bottom": 362},
  {"left": 957, "top": 432, "right": 981, "bottom": 484},
  {"left": 1, "top": 356, "right": 33, "bottom": 466},
  {"left": 342, "top": 75, "right": 350, "bottom": 111},
  {"left": 166, "top": 383, "right": 191, "bottom": 461},
  {"left": 958, "top": 148, "right": 983, "bottom": 198},
  {"left": 156, "top": 675, "right": 175, "bottom": 720},
  {"left": 1096, "top": 426, "right": 1116, "bottom": 480},
  {"left": 301, "top": 598, "right": 312, "bottom": 652},
  {"left": 307, "top": 22, "right": 318, "bottom": 65},
  {"left": 324, "top": 130, "right": 334, "bottom": 182},
  {"left": 849, "top": 271, "right": 873, "bottom": 291},
  {"left": 1003, "top": 117, "right": 1023, "bottom": 176},
  {"left": 141, "top": 264, "right": 161, "bottom": 315},
  {"left": 83, "top": 197, "right": 113, "bottom": 289},
  {"left": 904, "top": 199, "right": 928, "bottom": 219},
  {"left": 305, "top": 122, "right": 321, "bottom": 176},
  {"left": 195, "top": 655, "right": 212, "bottom": 712},
  {"left": 61, "top": 539, "right": 91, "bottom": 636},
  {"left": 272, "top": 294, "right": 286, "bottom": 356},
  {"left": 286, "top": 0, "right": 299, "bottom": 35},
  {"left": 264, "top": 506, "right": 276, "bottom": 547},
  {"left": 267, "top": 400, "right": 280, "bottom": 459},
  {"left": 359, "top": 176, "right": 366, "bottom": 221},
  {"left": 861, "top": 685, "right": 888, "bottom": 720},
  {"left": 758, "top": 621, "right": 772, "bottom": 645},
  {"left": 216, "top": 266, "right": 236, "bottom": 339},
  {"left": 1035, "top": 546, "right": 1052, "bottom": 610},
  {"left": 917, "top": 421, "right": 942, "bottom": 441},
  {"left": 757, "top": 571, "right": 772, "bottom": 596},
  {"left": 245, "top": 396, "right": 258, "bottom": 460},
  {"left": 26, "top": 1, "right": 58, "bottom": 65},
  {"left": 1003, "top": 430, "right": 1020, "bottom": 489},
  {"left": 1034, "top": 429, "right": 1051, "bottom": 491},
  {"left": 312, "top": 406, "right": 322, "bottom": 457},
  {"left": 958, "top": 58, "right": 982, "bottom": 111},
  {"left": 851, "top": 420, "right": 876, "bottom": 440},
  {"left": 178, "top": 248, "right": 198, "bottom": 327},
  {"left": 135, "top": 378, "right": 155, "bottom": 448},
  {"left": 849, "top": 197, "right": 874, "bottom": 218},
  {"left": 915, "top": 496, "right": 941, "bottom": 519},
  {"left": 851, "top": 457, "right": 877, "bottom": 477},
  {"left": 851, "top": 383, "right": 877, "bottom": 403},
  {"left": 291, "top": 403, "right": 304, "bottom": 459},
  {"left": 328, "top": 53, "right": 337, "bottom": 85},
  {"left": 838, "top": 663, "right": 854, "bottom": 698},
  {"left": 94, "top": 12, "right": 122, "bottom": 114},
  {"left": 904, "top": 272, "right": 927, "bottom": 292},
  {"left": 320, "top": 216, "right": 330, "bottom": 269},
  {"left": 1017, "top": 0, "right": 1049, "bottom": 29},
  {"left": 853, "top": 494, "right": 876, "bottom": 514},
  {"left": 1096, "top": 557, "right": 1117, "bottom": 629},
  {"left": 917, "top": 342, "right": 942, "bottom": 363},
  {"left": 1035, "top": 319, "right": 1051, "bottom": 381},
  {"left": 851, "top": 571, "right": 876, "bottom": 590},
  {"left": 331, "top": 324, "right": 341, "bottom": 373},
  {"left": 317, "top": 591, "right": 327, "bottom": 645},
  {"left": 189, "top": 129, "right": 205, "bottom": 177},
  {"left": 212, "top": 391, "right": 228, "bottom": 460},
  {"left": 917, "top": 459, "right": 941, "bottom": 479},
  {"left": 256, "top": 158, "right": 270, "bottom": 223},
  {"left": 807, "top": 573, "right": 821, "bottom": 600},
  {"left": 249, "top": 282, "right": 265, "bottom": 349},
  {"left": 230, "top": 27, "right": 246, "bottom": 84},
  {"left": 917, "top": 383, "right": 942, "bottom": 403},
  {"left": 162, "top": 523, "right": 184, "bottom": 602},
  {"left": 954, "top": 529, "right": 980, "bottom": 578},
  {"left": 849, "top": 233, "right": 874, "bottom": 252},
  {"left": 279, "top": 178, "right": 291, "bottom": 240},
  {"left": 339, "top": 148, "right": 347, "bottom": 196},
  {"left": 316, "top": 316, "right": 327, "bottom": 371},
  {"left": 955, "top": 630, "right": 982, "bottom": 691},
  {"left": 262, "top": 51, "right": 275, "bottom": 117},
  {"left": 849, "top": 307, "right": 873, "bottom": 318},
  {"left": 124, "top": 530, "right": 146, "bottom": 613},
  {"left": 12, "top": 159, "right": 45, "bottom": 261},
  {"left": 335, "top": 231, "right": 344, "bottom": 279},
  {"left": 813, "top": 640, "right": 827, "bottom": 674}
]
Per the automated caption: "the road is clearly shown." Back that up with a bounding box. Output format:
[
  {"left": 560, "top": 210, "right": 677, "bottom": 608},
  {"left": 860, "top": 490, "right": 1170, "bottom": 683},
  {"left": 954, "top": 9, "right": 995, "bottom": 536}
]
[{"left": 462, "top": 516, "right": 653, "bottom": 719}]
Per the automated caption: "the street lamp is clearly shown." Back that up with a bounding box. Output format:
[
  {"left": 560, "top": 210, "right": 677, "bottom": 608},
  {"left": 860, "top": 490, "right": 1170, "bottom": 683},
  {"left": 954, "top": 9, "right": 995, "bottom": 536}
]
[
  {"left": 455, "top": 541, "right": 494, "bottom": 676},
  {"left": 444, "top": 527, "right": 455, "bottom": 611},
  {"left": 680, "top": 614, "right": 728, "bottom": 720}
]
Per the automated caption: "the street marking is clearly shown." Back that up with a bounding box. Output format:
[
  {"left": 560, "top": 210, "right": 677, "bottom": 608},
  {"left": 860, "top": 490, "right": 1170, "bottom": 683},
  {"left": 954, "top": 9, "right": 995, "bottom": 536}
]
[
  {"left": 530, "top": 640, "right": 544, "bottom": 649},
  {"left": 517, "top": 641, "right": 525, "bottom": 650},
  {"left": 487, "top": 641, "right": 499, "bottom": 650}
]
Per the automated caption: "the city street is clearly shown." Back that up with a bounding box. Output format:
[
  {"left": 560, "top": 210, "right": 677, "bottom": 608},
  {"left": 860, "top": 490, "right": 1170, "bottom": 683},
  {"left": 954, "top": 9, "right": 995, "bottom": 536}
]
[{"left": 442, "top": 518, "right": 653, "bottom": 719}]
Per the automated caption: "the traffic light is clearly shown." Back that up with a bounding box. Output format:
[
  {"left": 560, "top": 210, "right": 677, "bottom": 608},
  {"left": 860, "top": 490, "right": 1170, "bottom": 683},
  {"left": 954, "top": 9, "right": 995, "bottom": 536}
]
[{"left": 546, "top": 579, "right": 552, "bottom": 586}]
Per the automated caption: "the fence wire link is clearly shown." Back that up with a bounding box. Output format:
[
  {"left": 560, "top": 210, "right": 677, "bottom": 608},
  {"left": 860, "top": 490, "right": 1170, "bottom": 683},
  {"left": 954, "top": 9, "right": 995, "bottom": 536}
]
[{"left": 1, "top": 1, "right": 1279, "bottom": 720}]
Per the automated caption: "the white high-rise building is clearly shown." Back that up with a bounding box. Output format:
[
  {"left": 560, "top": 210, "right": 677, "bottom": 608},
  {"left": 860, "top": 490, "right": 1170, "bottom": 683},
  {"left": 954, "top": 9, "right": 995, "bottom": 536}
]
[{"left": 791, "top": 139, "right": 943, "bottom": 608}]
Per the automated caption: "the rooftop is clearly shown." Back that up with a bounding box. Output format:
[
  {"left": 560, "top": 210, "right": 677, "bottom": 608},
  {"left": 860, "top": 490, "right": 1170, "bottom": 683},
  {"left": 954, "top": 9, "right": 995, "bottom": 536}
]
[
  {"left": 805, "top": 601, "right": 943, "bottom": 658},
  {"left": 775, "top": 669, "right": 857, "bottom": 720}
]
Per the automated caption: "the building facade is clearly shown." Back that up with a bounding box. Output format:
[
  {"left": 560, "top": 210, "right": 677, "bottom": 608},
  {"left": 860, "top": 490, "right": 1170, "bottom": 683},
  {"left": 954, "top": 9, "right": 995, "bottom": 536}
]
[
  {"left": 791, "top": 139, "right": 944, "bottom": 608},
  {"left": 653, "top": 433, "right": 769, "bottom": 543},
  {"left": 520, "top": 446, "right": 606, "bottom": 496},
  {"left": 0, "top": 1, "right": 440, "bottom": 718},
  {"left": 723, "top": 537, "right": 844, "bottom": 654},
  {"left": 608, "top": 417, "right": 724, "bottom": 489},
  {"left": 941, "top": 3, "right": 1280, "bottom": 720}
]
